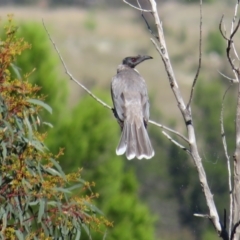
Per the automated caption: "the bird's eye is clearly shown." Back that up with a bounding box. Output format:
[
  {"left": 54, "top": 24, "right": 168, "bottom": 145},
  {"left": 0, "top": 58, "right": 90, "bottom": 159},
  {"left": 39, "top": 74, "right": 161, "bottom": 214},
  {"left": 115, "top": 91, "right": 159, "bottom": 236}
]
[{"left": 131, "top": 58, "right": 137, "bottom": 62}]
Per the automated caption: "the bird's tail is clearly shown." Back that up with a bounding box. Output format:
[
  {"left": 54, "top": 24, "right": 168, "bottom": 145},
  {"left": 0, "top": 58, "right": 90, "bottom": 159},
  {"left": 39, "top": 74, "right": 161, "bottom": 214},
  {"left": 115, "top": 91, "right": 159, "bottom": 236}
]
[{"left": 116, "top": 119, "right": 154, "bottom": 160}]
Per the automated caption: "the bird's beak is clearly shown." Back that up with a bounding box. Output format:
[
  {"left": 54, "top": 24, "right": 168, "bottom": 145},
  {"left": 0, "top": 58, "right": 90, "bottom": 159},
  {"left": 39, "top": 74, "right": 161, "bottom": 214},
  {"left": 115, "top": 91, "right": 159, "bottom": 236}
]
[
  {"left": 136, "top": 55, "right": 153, "bottom": 65},
  {"left": 140, "top": 55, "right": 153, "bottom": 61}
]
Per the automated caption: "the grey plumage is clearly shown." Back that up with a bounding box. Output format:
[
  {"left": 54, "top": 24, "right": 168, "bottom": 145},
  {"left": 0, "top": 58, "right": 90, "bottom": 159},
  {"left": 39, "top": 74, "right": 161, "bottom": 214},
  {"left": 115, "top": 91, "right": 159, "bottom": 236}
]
[{"left": 111, "top": 55, "right": 154, "bottom": 160}]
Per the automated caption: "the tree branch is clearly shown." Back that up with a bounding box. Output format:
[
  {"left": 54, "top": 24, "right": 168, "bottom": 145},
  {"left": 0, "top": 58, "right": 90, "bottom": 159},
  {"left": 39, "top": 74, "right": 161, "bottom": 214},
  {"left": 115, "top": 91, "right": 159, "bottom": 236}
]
[
  {"left": 162, "top": 131, "right": 190, "bottom": 154},
  {"left": 147, "top": 0, "right": 222, "bottom": 234},
  {"left": 42, "top": 19, "right": 112, "bottom": 111},
  {"left": 149, "top": 119, "right": 189, "bottom": 143},
  {"left": 122, "top": 0, "right": 152, "bottom": 12}
]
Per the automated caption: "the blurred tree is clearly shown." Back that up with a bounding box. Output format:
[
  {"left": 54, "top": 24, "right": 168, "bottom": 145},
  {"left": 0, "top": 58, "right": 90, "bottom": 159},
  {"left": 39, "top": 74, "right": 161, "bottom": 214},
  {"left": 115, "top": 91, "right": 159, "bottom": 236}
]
[{"left": 0, "top": 16, "right": 109, "bottom": 240}]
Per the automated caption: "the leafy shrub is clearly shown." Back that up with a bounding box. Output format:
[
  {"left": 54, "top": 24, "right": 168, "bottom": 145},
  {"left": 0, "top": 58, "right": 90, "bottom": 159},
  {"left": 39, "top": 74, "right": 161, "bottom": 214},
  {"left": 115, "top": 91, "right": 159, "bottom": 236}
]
[{"left": 0, "top": 16, "right": 110, "bottom": 240}]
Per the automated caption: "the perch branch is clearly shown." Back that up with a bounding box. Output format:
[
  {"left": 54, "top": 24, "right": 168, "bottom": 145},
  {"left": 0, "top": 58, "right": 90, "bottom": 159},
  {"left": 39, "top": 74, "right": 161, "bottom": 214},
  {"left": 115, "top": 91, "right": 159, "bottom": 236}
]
[{"left": 42, "top": 19, "right": 112, "bottom": 111}]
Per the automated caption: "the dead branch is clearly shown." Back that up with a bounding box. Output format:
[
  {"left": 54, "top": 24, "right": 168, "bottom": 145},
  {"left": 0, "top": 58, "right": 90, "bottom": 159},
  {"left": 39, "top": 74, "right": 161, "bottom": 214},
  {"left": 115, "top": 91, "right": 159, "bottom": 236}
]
[
  {"left": 220, "top": 15, "right": 240, "bottom": 75},
  {"left": 218, "top": 71, "right": 238, "bottom": 83},
  {"left": 122, "top": 0, "right": 152, "bottom": 12},
  {"left": 42, "top": 20, "right": 112, "bottom": 111},
  {"left": 147, "top": 0, "right": 222, "bottom": 235},
  {"left": 149, "top": 120, "right": 189, "bottom": 143},
  {"left": 162, "top": 131, "right": 190, "bottom": 154},
  {"left": 220, "top": 2, "right": 240, "bottom": 239}
]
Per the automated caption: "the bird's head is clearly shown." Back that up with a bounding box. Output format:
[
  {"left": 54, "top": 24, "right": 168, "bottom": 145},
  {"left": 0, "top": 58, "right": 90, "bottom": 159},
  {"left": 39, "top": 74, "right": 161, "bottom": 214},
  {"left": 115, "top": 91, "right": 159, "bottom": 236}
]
[{"left": 122, "top": 55, "right": 153, "bottom": 68}]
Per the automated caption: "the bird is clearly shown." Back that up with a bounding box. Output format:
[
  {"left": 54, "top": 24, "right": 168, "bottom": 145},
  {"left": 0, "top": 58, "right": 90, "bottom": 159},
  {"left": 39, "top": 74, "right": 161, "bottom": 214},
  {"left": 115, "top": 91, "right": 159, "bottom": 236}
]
[{"left": 111, "top": 55, "right": 155, "bottom": 160}]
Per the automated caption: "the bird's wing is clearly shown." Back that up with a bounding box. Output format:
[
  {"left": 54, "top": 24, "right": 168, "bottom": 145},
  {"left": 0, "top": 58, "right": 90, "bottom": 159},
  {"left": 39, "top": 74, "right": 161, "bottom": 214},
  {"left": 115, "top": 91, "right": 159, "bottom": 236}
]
[
  {"left": 111, "top": 75, "right": 125, "bottom": 122},
  {"left": 111, "top": 70, "right": 150, "bottom": 125},
  {"left": 137, "top": 75, "right": 150, "bottom": 126}
]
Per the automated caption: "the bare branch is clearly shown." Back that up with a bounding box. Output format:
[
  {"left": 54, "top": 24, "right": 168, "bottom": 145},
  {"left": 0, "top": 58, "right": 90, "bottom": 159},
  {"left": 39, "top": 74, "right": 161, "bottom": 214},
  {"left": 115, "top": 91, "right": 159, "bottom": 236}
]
[
  {"left": 42, "top": 19, "right": 112, "bottom": 111},
  {"left": 231, "top": 220, "right": 240, "bottom": 240},
  {"left": 220, "top": 85, "right": 233, "bottom": 236},
  {"left": 218, "top": 70, "right": 238, "bottom": 83},
  {"left": 147, "top": 0, "right": 222, "bottom": 234},
  {"left": 162, "top": 131, "right": 190, "bottom": 154},
  {"left": 149, "top": 119, "right": 189, "bottom": 143},
  {"left": 227, "top": 18, "right": 240, "bottom": 74},
  {"left": 219, "top": 15, "right": 230, "bottom": 41},
  {"left": 194, "top": 213, "right": 210, "bottom": 218},
  {"left": 122, "top": 0, "right": 152, "bottom": 12},
  {"left": 231, "top": 0, "right": 240, "bottom": 35},
  {"left": 187, "top": 0, "right": 202, "bottom": 109}
]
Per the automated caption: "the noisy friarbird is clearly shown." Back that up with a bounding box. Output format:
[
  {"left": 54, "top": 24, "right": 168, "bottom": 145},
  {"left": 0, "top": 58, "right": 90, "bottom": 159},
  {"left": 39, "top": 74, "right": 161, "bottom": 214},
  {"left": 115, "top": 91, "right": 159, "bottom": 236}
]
[{"left": 111, "top": 55, "right": 154, "bottom": 160}]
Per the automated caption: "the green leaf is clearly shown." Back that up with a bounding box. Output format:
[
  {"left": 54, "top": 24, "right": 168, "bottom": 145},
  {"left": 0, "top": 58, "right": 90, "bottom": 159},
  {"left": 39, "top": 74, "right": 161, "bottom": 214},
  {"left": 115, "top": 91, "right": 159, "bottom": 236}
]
[
  {"left": 15, "top": 230, "right": 24, "bottom": 240},
  {"left": 53, "top": 187, "right": 71, "bottom": 194},
  {"left": 43, "top": 121, "right": 53, "bottom": 128},
  {"left": 23, "top": 112, "right": 33, "bottom": 142},
  {"left": 1, "top": 142, "right": 7, "bottom": 160},
  {"left": 45, "top": 167, "right": 62, "bottom": 177},
  {"left": 75, "top": 229, "right": 81, "bottom": 240},
  {"left": 37, "top": 199, "right": 45, "bottom": 223},
  {"left": 49, "top": 158, "right": 66, "bottom": 180},
  {"left": 66, "top": 183, "right": 84, "bottom": 191},
  {"left": 27, "top": 98, "right": 52, "bottom": 114},
  {"left": 10, "top": 63, "right": 22, "bottom": 80}
]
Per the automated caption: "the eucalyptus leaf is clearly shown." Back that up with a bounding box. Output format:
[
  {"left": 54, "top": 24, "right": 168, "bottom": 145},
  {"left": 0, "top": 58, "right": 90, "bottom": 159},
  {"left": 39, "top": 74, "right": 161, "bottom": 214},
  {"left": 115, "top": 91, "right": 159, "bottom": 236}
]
[
  {"left": 49, "top": 158, "right": 66, "bottom": 180},
  {"left": 43, "top": 121, "right": 53, "bottom": 128},
  {"left": 37, "top": 199, "right": 45, "bottom": 223},
  {"left": 27, "top": 99, "right": 52, "bottom": 114},
  {"left": 15, "top": 230, "right": 24, "bottom": 240}
]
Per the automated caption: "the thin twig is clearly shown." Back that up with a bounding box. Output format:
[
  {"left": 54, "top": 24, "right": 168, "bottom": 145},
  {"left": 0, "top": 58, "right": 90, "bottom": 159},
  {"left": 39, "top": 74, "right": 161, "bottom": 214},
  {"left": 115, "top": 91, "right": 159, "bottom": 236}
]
[
  {"left": 149, "top": 119, "right": 189, "bottom": 143},
  {"left": 227, "top": 19, "right": 240, "bottom": 73},
  {"left": 194, "top": 213, "right": 210, "bottom": 218},
  {"left": 218, "top": 70, "right": 237, "bottom": 83},
  {"left": 122, "top": 0, "right": 152, "bottom": 12},
  {"left": 136, "top": 0, "right": 159, "bottom": 41},
  {"left": 220, "top": 84, "right": 233, "bottom": 236},
  {"left": 219, "top": 15, "right": 230, "bottom": 41},
  {"left": 231, "top": 220, "right": 240, "bottom": 240},
  {"left": 230, "top": 0, "right": 239, "bottom": 35},
  {"left": 187, "top": 0, "right": 202, "bottom": 109},
  {"left": 42, "top": 19, "right": 112, "bottom": 111},
  {"left": 230, "top": 0, "right": 240, "bottom": 61},
  {"left": 162, "top": 131, "right": 190, "bottom": 154}
]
